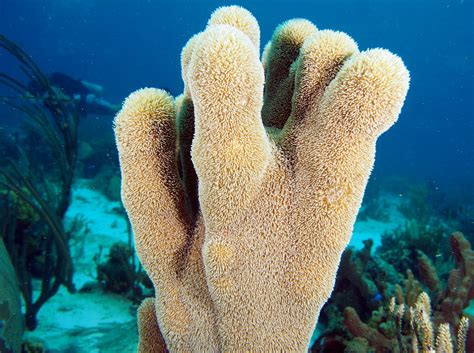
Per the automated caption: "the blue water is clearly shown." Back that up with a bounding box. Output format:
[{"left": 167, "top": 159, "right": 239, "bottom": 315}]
[{"left": 2, "top": 0, "right": 473, "bottom": 191}]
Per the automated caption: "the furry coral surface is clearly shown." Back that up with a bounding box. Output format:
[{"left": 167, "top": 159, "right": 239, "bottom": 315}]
[
  {"left": 114, "top": 5, "right": 409, "bottom": 352},
  {"left": 137, "top": 298, "right": 167, "bottom": 353}
]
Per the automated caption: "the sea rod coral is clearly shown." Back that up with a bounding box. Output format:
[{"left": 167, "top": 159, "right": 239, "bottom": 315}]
[{"left": 114, "top": 5, "right": 410, "bottom": 352}]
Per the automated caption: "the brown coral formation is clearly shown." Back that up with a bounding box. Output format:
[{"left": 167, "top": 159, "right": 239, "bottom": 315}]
[
  {"left": 342, "top": 232, "right": 473, "bottom": 353},
  {"left": 344, "top": 306, "right": 394, "bottom": 350},
  {"left": 433, "top": 232, "right": 474, "bottom": 328},
  {"left": 114, "top": 5, "right": 409, "bottom": 351}
]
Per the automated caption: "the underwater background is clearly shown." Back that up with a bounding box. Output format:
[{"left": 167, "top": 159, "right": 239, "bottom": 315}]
[{"left": 0, "top": 0, "right": 473, "bottom": 352}]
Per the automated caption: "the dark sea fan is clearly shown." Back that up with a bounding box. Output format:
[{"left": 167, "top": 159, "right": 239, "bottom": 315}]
[{"left": 0, "top": 34, "right": 80, "bottom": 331}]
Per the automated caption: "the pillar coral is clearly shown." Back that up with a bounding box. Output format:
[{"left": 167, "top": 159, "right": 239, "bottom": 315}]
[{"left": 114, "top": 5, "right": 409, "bottom": 352}]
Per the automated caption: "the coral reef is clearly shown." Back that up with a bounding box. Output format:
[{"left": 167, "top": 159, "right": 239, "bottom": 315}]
[
  {"left": 312, "top": 238, "right": 402, "bottom": 351},
  {"left": 431, "top": 232, "right": 474, "bottom": 347},
  {"left": 314, "top": 231, "right": 473, "bottom": 352},
  {"left": 343, "top": 291, "right": 470, "bottom": 352},
  {"left": 96, "top": 242, "right": 144, "bottom": 300},
  {"left": 114, "top": 5, "right": 409, "bottom": 351},
  {"left": 378, "top": 219, "right": 451, "bottom": 278}
]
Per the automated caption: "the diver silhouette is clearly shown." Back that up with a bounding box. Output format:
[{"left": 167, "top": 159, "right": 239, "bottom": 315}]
[{"left": 29, "top": 72, "right": 120, "bottom": 117}]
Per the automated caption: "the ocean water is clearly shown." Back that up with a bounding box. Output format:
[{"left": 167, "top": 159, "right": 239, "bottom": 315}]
[{"left": 0, "top": 1, "right": 472, "bottom": 352}]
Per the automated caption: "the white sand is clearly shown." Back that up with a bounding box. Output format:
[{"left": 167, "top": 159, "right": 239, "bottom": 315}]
[{"left": 24, "top": 180, "right": 138, "bottom": 352}]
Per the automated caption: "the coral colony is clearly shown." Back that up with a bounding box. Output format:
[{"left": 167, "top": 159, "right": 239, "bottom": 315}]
[{"left": 114, "top": 6, "right": 411, "bottom": 351}]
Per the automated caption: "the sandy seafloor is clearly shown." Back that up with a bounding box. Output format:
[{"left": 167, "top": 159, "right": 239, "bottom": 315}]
[
  {"left": 23, "top": 179, "right": 405, "bottom": 352},
  {"left": 24, "top": 180, "right": 138, "bottom": 352}
]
